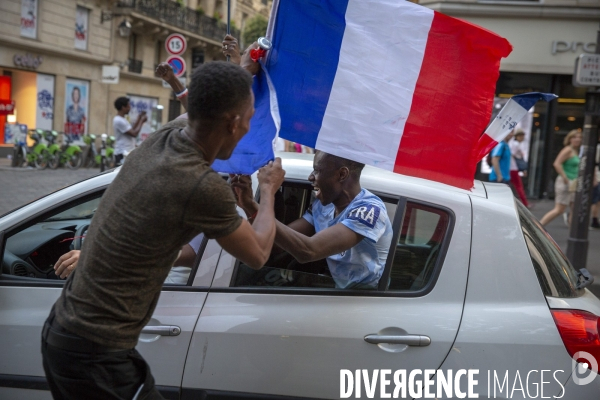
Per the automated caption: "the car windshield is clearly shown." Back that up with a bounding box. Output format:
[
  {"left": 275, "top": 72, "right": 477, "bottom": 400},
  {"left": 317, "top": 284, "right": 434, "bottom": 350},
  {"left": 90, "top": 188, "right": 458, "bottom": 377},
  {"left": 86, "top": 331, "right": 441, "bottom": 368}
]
[{"left": 517, "top": 201, "right": 581, "bottom": 298}]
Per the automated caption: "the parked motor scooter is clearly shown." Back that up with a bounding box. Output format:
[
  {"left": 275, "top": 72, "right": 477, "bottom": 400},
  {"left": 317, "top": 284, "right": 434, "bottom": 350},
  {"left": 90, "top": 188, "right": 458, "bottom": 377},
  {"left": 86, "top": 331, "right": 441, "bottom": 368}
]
[
  {"left": 44, "top": 130, "right": 62, "bottom": 170},
  {"left": 11, "top": 129, "right": 28, "bottom": 168},
  {"left": 52, "top": 132, "right": 83, "bottom": 169},
  {"left": 82, "top": 134, "right": 97, "bottom": 168},
  {"left": 25, "top": 129, "right": 49, "bottom": 169}
]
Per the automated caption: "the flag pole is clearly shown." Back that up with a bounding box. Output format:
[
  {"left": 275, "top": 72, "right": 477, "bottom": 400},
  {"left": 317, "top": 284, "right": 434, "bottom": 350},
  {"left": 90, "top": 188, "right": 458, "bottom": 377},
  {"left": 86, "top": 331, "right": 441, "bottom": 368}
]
[{"left": 226, "top": 0, "right": 231, "bottom": 62}]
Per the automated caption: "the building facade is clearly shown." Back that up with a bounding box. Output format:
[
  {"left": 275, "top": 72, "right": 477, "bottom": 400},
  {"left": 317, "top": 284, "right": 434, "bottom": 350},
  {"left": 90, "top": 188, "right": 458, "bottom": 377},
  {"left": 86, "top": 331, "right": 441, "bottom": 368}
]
[
  {"left": 421, "top": 0, "right": 600, "bottom": 198},
  {"left": 0, "top": 0, "right": 270, "bottom": 155}
]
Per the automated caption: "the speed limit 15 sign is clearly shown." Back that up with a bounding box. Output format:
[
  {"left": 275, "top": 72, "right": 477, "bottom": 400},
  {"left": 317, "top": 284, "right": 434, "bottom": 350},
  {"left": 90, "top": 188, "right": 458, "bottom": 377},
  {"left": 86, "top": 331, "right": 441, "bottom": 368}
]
[{"left": 165, "top": 33, "right": 187, "bottom": 56}]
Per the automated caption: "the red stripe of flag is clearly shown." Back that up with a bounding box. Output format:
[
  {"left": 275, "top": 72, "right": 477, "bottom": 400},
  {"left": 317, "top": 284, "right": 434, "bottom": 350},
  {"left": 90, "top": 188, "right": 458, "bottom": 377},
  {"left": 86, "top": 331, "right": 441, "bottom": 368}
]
[{"left": 393, "top": 12, "right": 512, "bottom": 190}]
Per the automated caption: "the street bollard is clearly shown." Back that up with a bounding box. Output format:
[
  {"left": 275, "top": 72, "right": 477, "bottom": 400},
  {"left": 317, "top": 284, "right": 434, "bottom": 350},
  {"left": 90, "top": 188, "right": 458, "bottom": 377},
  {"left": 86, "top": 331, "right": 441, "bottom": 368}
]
[{"left": 100, "top": 133, "right": 107, "bottom": 172}]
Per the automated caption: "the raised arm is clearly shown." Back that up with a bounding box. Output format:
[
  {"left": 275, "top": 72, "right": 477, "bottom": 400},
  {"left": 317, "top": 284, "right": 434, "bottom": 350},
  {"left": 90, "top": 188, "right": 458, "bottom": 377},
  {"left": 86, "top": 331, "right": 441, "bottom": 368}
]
[{"left": 156, "top": 62, "right": 188, "bottom": 111}]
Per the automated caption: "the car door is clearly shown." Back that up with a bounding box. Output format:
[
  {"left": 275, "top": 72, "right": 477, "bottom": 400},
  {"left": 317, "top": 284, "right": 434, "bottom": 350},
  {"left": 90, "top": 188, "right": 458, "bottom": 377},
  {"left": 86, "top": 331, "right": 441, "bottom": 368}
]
[
  {"left": 181, "top": 181, "right": 473, "bottom": 399},
  {"left": 0, "top": 177, "right": 218, "bottom": 400}
]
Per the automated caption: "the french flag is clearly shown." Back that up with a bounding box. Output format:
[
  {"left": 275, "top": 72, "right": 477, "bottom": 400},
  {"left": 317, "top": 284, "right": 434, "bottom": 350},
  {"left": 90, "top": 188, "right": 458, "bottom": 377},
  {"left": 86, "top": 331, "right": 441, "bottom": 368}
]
[
  {"left": 476, "top": 92, "right": 558, "bottom": 160},
  {"left": 213, "top": 0, "right": 513, "bottom": 189}
]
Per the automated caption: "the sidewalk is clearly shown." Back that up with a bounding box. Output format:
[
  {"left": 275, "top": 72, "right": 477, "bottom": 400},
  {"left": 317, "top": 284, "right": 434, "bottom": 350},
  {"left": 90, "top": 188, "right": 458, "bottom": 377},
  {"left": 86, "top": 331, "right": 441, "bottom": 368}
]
[{"left": 528, "top": 199, "right": 600, "bottom": 298}]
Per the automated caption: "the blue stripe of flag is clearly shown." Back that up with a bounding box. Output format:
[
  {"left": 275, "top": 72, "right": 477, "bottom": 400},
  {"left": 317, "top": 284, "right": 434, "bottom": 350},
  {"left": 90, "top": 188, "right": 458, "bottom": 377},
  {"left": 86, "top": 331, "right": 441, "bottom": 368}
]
[
  {"left": 211, "top": 72, "right": 277, "bottom": 174},
  {"left": 270, "top": 0, "right": 349, "bottom": 148}
]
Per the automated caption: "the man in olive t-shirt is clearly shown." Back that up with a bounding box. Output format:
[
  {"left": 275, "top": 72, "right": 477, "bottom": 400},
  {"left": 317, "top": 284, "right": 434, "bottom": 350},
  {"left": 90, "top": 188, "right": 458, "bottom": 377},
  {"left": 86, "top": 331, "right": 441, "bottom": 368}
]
[{"left": 42, "top": 59, "right": 284, "bottom": 399}]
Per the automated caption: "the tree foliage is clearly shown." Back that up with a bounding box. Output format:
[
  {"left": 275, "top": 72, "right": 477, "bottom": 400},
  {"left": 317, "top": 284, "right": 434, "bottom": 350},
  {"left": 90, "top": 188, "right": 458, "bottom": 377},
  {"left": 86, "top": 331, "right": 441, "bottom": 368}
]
[{"left": 242, "top": 15, "right": 268, "bottom": 48}]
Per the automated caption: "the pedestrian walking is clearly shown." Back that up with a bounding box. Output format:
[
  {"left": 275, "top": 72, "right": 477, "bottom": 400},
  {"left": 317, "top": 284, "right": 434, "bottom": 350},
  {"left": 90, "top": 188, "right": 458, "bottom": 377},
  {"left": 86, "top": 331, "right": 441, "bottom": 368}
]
[
  {"left": 590, "top": 165, "right": 600, "bottom": 229},
  {"left": 41, "top": 61, "right": 285, "bottom": 399},
  {"left": 540, "top": 129, "right": 582, "bottom": 226},
  {"left": 488, "top": 130, "right": 519, "bottom": 198}
]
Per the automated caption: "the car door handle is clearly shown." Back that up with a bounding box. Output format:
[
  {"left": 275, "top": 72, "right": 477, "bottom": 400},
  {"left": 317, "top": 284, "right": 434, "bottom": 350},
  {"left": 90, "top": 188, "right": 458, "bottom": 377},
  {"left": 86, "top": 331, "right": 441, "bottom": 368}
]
[
  {"left": 141, "top": 325, "right": 181, "bottom": 336},
  {"left": 364, "top": 334, "right": 431, "bottom": 347}
]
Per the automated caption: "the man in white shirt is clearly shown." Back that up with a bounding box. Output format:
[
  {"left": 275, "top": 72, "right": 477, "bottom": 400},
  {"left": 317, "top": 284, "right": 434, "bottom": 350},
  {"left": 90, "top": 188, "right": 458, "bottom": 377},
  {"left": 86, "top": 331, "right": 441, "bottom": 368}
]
[{"left": 113, "top": 97, "right": 147, "bottom": 165}]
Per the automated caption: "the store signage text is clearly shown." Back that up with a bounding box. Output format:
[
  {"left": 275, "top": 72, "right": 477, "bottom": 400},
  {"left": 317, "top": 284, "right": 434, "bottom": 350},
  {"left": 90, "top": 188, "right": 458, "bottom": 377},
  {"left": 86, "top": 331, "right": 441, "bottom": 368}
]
[
  {"left": 13, "top": 53, "right": 43, "bottom": 69},
  {"left": 101, "top": 65, "right": 120, "bottom": 84},
  {"left": 552, "top": 41, "right": 596, "bottom": 55},
  {"left": 574, "top": 54, "right": 600, "bottom": 87}
]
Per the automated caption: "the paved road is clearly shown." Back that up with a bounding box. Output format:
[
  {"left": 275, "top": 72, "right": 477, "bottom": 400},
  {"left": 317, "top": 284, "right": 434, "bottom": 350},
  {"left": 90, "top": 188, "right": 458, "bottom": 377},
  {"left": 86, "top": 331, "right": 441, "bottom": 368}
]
[
  {"left": 0, "top": 159, "right": 101, "bottom": 216},
  {"left": 1, "top": 157, "right": 599, "bottom": 296}
]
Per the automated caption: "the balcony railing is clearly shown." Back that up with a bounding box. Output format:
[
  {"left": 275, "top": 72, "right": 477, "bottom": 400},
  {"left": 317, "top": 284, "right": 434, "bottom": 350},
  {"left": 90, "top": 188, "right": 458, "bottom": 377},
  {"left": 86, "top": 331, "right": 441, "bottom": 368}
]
[
  {"left": 128, "top": 58, "right": 143, "bottom": 73},
  {"left": 117, "top": 0, "right": 240, "bottom": 43}
]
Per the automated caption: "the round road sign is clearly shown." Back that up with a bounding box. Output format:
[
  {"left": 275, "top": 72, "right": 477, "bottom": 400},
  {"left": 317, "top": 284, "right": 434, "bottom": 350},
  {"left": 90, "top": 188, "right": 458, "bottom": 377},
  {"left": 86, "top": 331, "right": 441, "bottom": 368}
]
[
  {"left": 165, "top": 33, "right": 187, "bottom": 56},
  {"left": 166, "top": 55, "right": 186, "bottom": 77}
]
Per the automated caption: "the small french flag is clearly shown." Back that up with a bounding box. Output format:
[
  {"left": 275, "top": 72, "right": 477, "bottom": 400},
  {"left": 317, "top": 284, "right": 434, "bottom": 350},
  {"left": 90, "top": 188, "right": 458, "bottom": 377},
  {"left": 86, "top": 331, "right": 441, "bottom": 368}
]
[{"left": 475, "top": 93, "right": 558, "bottom": 160}]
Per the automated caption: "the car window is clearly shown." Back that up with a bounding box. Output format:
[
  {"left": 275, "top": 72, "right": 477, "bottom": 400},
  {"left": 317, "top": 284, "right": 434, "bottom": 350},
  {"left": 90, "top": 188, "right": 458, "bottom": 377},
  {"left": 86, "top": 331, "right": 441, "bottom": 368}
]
[
  {"left": 1, "top": 193, "right": 105, "bottom": 281},
  {"left": 230, "top": 182, "right": 397, "bottom": 291},
  {"left": 516, "top": 202, "right": 581, "bottom": 298},
  {"left": 45, "top": 197, "right": 101, "bottom": 221},
  {"left": 386, "top": 202, "right": 450, "bottom": 291},
  {"left": 1, "top": 191, "right": 206, "bottom": 286}
]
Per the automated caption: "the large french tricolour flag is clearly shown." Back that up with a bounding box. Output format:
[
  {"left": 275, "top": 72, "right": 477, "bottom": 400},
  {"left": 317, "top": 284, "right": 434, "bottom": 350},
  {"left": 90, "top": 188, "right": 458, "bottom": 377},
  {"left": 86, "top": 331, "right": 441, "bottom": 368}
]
[{"left": 213, "top": 0, "right": 513, "bottom": 189}]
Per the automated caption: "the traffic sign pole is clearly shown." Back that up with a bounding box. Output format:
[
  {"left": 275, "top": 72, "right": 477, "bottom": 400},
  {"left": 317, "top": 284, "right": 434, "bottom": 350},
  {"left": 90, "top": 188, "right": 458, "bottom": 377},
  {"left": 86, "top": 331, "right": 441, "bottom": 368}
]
[{"left": 567, "top": 25, "right": 600, "bottom": 270}]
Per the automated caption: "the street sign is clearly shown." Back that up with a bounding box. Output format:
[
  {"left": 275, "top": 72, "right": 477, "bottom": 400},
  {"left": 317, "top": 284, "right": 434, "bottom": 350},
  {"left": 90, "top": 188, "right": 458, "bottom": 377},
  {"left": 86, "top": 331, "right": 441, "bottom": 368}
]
[
  {"left": 166, "top": 55, "right": 186, "bottom": 78},
  {"left": 573, "top": 53, "right": 600, "bottom": 87},
  {"left": 165, "top": 33, "right": 187, "bottom": 56},
  {"left": 101, "top": 65, "right": 120, "bottom": 84}
]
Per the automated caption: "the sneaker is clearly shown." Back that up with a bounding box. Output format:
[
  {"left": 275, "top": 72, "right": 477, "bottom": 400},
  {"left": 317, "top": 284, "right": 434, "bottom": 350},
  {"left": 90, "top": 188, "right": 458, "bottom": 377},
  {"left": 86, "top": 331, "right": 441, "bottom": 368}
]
[{"left": 591, "top": 220, "right": 600, "bottom": 229}]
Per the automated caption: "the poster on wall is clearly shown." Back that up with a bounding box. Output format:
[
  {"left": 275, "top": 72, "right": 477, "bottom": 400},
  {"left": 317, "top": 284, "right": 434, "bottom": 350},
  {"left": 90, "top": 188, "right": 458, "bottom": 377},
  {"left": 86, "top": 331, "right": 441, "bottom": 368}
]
[
  {"left": 64, "top": 78, "right": 89, "bottom": 143},
  {"left": 74, "top": 6, "right": 89, "bottom": 50},
  {"left": 36, "top": 74, "right": 54, "bottom": 131},
  {"left": 128, "top": 95, "right": 158, "bottom": 142},
  {"left": 20, "top": 0, "right": 38, "bottom": 39}
]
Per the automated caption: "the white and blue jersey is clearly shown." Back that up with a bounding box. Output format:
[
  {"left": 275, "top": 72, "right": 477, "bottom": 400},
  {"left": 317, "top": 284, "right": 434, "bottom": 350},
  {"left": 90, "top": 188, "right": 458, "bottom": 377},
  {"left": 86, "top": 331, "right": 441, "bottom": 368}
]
[{"left": 303, "top": 189, "right": 393, "bottom": 289}]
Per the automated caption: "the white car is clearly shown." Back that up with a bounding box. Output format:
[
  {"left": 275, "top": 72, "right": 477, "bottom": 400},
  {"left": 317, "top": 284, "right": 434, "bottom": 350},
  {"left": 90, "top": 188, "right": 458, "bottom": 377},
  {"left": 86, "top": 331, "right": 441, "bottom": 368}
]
[{"left": 1, "top": 152, "right": 599, "bottom": 400}]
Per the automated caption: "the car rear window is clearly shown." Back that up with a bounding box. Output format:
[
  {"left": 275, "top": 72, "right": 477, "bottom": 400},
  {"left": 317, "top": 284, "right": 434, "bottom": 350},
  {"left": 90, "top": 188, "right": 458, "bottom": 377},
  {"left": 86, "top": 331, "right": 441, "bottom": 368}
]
[{"left": 517, "top": 202, "right": 581, "bottom": 298}]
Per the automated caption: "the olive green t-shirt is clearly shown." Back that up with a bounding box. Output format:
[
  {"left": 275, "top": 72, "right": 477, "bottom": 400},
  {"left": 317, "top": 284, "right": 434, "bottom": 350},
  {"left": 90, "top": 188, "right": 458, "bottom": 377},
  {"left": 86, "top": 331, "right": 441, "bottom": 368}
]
[{"left": 53, "top": 119, "right": 242, "bottom": 349}]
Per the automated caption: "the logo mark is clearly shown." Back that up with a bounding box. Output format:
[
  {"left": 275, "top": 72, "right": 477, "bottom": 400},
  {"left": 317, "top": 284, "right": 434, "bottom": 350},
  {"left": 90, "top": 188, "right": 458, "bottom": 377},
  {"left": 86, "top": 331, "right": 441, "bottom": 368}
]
[{"left": 572, "top": 351, "right": 598, "bottom": 386}]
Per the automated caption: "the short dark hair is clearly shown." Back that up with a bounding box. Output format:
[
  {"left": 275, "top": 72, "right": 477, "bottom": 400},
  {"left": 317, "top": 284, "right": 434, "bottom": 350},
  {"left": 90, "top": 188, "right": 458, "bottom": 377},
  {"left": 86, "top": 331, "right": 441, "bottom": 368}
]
[
  {"left": 187, "top": 61, "right": 253, "bottom": 121},
  {"left": 114, "top": 97, "right": 130, "bottom": 111},
  {"left": 318, "top": 151, "right": 365, "bottom": 178}
]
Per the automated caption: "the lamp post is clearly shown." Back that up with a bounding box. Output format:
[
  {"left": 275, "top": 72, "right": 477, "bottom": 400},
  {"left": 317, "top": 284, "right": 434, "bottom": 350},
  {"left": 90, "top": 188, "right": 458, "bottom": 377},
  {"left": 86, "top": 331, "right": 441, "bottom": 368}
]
[{"left": 566, "top": 25, "right": 600, "bottom": 270}]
